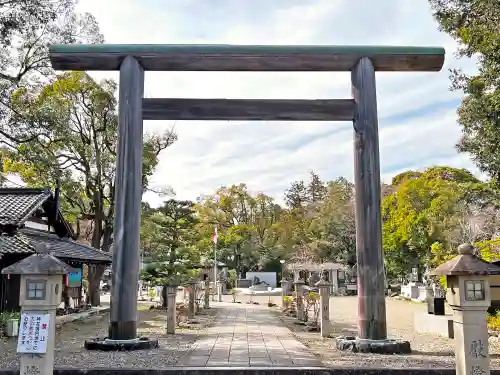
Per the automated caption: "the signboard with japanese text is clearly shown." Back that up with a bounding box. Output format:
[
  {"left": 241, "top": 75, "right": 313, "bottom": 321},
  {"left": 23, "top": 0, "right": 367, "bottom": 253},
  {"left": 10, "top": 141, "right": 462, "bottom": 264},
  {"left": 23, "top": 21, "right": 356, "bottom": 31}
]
[
  {"left": 68, "top": 268, "right": 82, "bottom": 288},
  {"left": 16, "top": 312, "right": 50, "bottom": 354}
]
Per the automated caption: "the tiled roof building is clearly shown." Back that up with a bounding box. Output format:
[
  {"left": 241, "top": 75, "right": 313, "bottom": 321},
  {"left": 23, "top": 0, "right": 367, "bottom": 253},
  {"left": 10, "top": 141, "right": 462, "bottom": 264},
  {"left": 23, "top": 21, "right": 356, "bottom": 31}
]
[{"left": 0, "top": 187, "right": 111, "bottom": 311}]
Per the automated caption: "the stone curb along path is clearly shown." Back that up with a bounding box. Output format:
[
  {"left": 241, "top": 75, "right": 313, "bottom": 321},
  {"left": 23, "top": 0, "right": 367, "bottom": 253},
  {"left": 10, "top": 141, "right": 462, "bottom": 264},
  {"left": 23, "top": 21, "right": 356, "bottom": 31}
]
[
  {"left": 175, "top": 302, "right": 322, "bottom": 367},
  {"left": 55, "top": 306, "right": 110, "bottom": 327}
]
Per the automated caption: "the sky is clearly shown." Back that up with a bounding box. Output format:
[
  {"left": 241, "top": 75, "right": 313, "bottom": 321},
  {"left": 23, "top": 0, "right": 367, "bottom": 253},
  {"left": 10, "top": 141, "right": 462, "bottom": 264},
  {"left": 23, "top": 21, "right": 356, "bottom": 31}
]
[{"left": 73, "top": 0, "right": 480, "bottom": 207}]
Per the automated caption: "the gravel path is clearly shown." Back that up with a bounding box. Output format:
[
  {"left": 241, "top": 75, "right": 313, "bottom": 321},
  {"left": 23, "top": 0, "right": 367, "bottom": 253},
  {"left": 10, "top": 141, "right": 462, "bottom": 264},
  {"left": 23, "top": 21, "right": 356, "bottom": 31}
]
[
  {"left": 278, "top": 295, "right": 500, "bottom": 369},
  {"left": 0, "top": 308, "right": 217, "bottom": 369}
]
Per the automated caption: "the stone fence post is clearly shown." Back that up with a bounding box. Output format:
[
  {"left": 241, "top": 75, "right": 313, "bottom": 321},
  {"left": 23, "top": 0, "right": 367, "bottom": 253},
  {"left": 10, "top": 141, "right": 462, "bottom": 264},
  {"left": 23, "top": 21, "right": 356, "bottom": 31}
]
[
  {"left": 217, "top": 281, "right": 223, "bottom": 302},
  {"left": 294, "top": 279, "right": 305, "bottom": 321},
  {"left": 196, "top": 282, "right": 202, "bottom": 313},
  {"left": 286, "top": 280, "right": 294, "bottom": 295},
  {"left": 280, "top": 279, "right": 287, "bottom": 309},
  {"left": 316, "top": 278, "right": 331, "bottom": 337},
  {"left": 187, "top": 279, "right": 196, "bottom": 320},
  {"left": 204, "top": 279, "right": 210, "bottom": 309},
  {"left": 166, "top": 284, "right": 177, "bottom": 334}
]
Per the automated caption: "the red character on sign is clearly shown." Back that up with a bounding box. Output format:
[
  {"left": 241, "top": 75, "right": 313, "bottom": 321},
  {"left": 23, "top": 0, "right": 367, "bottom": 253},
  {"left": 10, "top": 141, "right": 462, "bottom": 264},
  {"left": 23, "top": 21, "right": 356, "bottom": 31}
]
[{"left": 41, "top": 324, "right": 47, "bottom": 329}]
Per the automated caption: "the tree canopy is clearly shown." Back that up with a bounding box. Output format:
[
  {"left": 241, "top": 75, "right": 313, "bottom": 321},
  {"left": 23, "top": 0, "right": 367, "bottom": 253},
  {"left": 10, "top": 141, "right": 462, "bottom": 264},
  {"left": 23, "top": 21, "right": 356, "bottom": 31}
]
[
  {"left": 140, "top": 199, "right": 200, "bottom": 290},
  {"left": 430, "top": 0, "right": 500, "bottom": 182},
  {"left": 0, "top": 1, "right": 177, "bottom": 305}
]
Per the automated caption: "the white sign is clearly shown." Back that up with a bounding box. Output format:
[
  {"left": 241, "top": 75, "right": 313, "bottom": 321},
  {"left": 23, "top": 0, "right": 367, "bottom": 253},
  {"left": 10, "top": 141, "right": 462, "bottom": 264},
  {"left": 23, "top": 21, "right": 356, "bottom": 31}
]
[{"left": 17, "top": 312, "right": 50, "bottom": 354}]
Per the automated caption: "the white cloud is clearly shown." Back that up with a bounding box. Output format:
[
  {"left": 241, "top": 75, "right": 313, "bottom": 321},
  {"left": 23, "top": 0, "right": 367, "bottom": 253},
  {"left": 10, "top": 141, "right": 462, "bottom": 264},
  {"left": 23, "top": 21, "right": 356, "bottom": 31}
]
[{"left": 75, "top": 0, "right": 479, "bottom": 206}]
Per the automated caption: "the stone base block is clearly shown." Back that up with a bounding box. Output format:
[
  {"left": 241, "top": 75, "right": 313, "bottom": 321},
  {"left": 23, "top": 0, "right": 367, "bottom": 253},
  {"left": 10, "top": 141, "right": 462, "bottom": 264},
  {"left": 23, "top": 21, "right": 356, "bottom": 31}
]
[
  {"left": 336, "top": 336, "right": 411, "bottom": 354},
  {"left": 413, "top": 312, "right": 454, "bottom": 338},
  {"left": 84, "top": 337, "right": 159, "bottom": 351}
]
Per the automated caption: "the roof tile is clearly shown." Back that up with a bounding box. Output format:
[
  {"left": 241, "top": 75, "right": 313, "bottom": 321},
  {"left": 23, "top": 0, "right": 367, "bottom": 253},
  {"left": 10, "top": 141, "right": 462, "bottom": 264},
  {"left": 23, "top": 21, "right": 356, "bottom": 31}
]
[
  {"left": 0, "top": 233, "right": 36, "bottom": 255},
  {"left": 0, "top": 188, "right": 111, "bottom": 265},
  {"left": 0, "top": 229, "right": 111, "bottom": 264},
  {"left": 21, "top": 228, "right": 111, "bottom": 264},
  {"left": 0, "top": 188, "right": 51, "bottom": 226}
]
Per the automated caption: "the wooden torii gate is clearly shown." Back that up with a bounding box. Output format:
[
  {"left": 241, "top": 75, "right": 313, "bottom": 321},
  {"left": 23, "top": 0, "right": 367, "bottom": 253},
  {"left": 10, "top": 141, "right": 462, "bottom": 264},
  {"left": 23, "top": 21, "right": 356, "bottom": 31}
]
[{"left": 49, "top": 44, "right": 445, "bottom": 348}]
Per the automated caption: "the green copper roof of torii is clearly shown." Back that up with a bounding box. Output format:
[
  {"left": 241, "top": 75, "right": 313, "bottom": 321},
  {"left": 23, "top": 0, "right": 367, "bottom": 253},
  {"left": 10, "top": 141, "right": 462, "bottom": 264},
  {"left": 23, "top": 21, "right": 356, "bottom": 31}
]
[{"left": 49, "top": 44, "right": 445, "bottom": 55}]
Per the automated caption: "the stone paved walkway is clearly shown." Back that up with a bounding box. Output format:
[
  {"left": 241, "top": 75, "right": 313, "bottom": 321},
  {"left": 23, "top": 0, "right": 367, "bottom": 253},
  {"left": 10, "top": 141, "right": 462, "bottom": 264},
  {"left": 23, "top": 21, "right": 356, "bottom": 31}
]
[{"left": 176, "top": 303, "right": 322, "bottom": 367}]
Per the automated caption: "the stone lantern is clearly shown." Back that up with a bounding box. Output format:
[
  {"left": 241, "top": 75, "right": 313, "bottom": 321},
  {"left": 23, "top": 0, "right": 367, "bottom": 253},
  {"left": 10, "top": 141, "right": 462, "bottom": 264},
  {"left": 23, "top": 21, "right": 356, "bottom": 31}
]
[
  {"left": 430, "top": 243, "right": 500, "bottom": 375},
  {"left": 1, "top": 251, "right": 76, "bottom": 375}
]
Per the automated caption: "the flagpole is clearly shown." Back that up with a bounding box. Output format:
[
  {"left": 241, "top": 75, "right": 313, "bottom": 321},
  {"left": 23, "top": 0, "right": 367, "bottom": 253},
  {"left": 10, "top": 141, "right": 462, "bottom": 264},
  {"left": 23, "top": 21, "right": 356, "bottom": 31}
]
[
  {"left": 212, "top": 226, "right": 218, "bottom": 302},
  {"left": 214, "top": 240, "right": 217, "bottom": 302}
]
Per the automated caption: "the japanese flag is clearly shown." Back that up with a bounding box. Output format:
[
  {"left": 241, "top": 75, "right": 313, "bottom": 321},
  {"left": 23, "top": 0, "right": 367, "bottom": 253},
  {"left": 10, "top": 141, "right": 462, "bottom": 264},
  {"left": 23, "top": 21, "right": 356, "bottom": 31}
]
[{"left": 212, "top": 227, "right": 218, "bottom": 244}]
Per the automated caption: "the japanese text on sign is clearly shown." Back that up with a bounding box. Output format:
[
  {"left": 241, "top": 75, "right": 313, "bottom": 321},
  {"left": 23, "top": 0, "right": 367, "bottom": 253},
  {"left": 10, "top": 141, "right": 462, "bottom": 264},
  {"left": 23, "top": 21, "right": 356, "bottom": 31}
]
[
  {"left": 469, "top": 340, "right": 487, "bottom": 359},
  {"left": 23, "top": 365, "right": 40, "bottom": 375},
  {"left": 16, "top": 313, "right": 50, "bottom": 354},
  {"left": 470, "top": 365, "right": 486, "bottom": 375}
]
